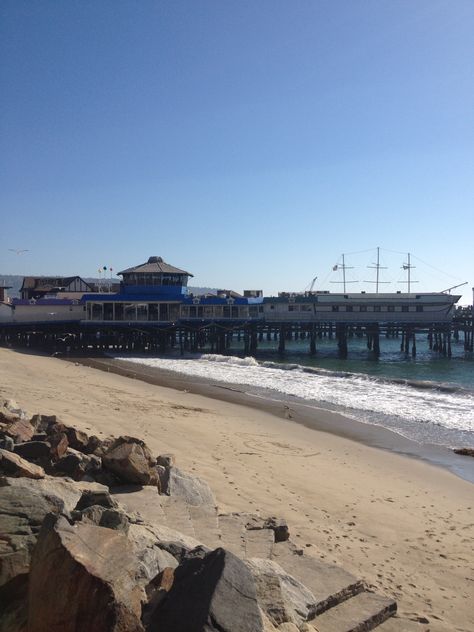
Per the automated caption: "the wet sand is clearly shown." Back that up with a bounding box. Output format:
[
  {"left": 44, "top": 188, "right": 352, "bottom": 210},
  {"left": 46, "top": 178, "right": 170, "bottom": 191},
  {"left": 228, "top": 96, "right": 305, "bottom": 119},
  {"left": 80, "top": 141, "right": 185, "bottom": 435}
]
[{"left": 1, "top": 348, "right": 473, "bottom": 631}]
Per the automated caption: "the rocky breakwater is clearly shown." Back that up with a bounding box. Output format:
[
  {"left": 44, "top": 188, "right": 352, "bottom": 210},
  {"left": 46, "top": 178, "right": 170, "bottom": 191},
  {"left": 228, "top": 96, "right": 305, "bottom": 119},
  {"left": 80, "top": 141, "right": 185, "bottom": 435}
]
[{"left": 0, "top": 398, "right": 397, "bottom": 632}]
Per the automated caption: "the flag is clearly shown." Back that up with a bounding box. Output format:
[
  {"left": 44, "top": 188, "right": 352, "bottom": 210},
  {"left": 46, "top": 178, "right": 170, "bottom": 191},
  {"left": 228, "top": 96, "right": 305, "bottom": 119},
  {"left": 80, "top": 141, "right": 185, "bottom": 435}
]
[{"left": 332, "top": 264, "right": 338, "bottom": 271}]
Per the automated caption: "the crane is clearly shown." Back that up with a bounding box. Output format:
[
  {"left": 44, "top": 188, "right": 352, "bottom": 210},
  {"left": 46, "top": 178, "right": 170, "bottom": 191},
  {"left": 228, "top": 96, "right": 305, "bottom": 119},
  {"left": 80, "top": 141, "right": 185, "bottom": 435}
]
[{"left": 306, "top": 276, "right": 318, "bottom": 293}]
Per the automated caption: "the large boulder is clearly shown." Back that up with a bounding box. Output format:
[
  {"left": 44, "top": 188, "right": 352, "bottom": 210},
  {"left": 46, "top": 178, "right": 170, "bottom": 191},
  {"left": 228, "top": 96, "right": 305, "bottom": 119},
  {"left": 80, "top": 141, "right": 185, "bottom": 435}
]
[
  {"left": 150, "top": 547, "right": 264, "bottom": 631},
  {"left": 102, "top": 436, "right": 158, "bottom": 486},
  {"left": 0, "top": 480, "right": 64, "bottom": 590},
  {"left": 166, "top": 467, "right": 216, "bottom": 507},
  {"left": 1, "top": 475, "right": 110, "bottom": 514},
  {"left": 28, "top": 514, "right": 145, "bottom": 632},
  {"left": 245, "top": 558, "right": 318, "bottom": 627},
  {"left": 127, "top": 524, "right": 179, "bottom": 584}
]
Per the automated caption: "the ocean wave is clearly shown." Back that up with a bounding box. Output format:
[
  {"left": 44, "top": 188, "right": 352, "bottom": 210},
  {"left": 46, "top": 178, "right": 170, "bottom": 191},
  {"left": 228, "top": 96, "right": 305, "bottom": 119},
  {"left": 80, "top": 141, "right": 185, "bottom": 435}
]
[
  {"left": 113, "top": 353, "right": 474, "bottom": 438},
  {"left": 199, "top": 353, "right": 468, "bottom": 395}
]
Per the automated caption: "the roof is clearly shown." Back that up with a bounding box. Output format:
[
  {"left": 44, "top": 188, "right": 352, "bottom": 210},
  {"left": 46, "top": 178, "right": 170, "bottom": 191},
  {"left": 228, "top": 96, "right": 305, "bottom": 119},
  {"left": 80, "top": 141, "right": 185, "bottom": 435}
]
[
  {"left": 118, "top": 256, "right": 193, "bottom": 277},
  {"left": 20, "top": 276, "right": 93, "bottom": 291}
]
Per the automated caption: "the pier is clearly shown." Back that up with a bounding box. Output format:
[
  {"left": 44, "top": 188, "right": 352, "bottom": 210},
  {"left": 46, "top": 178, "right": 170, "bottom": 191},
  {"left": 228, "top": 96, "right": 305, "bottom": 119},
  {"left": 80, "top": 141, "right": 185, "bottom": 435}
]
[
  {"left": 1, "top": 255, "right": 471, "bottom": 358},
  {"left": 1, "top": 313, "right": 472, "bottom": 358}
]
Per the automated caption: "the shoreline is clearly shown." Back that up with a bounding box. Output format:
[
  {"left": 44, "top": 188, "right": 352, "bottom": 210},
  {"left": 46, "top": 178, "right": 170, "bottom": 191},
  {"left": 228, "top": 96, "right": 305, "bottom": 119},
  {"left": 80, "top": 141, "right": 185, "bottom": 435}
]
[{"left": 70, "top": 355, "right": 474, "bottom": 485}]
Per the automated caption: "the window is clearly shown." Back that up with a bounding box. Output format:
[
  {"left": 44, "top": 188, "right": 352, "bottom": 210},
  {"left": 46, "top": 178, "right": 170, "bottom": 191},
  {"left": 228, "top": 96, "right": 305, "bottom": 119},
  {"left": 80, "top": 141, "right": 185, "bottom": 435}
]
[
  {"left": 374, "top": 305, "right": 381, "bottom": 312},
  {"left": 149, "top": 304, "right": 159, "bottom": 321},
  {"left": 416, "top": 305, "right": 424, "bottom": 312},
  {"left": 103, "top": 303, "right": 114, "bottom": 320},
  {"left": 346, "top": 305, "right": 353, "bottom": 312},
  {"left": 301, "top": 305, "right": 312, "bottom": 312},
  {"left": 402, "top": 305, "right": 409, "bottom": 312},
  {"left": 387, "top": 305, "right": 395, "bottom": 312},
  {"left": 137, "top": 304, "right": 148, "bottom": 320},
  {"left": 169, "top": 304, "right": 179, "bottom": 320},
  {"left": 159, "top": 304, "right": 169, "bottom": 320},
  {"left": 124, "top": 304, "right": 137, "bottom": 321},
  {"left": 360, "top": 305, "right": 367, "bottom": 312},
  {"left": 332, "top": 305, "right": 339, "bottom": 312},
  {"left": 92, "top": 303, "right": 103, "bottom": 321},
  {"left": 289, "top": 305, "right": 297, "bottom": 311},
  {"left": 115, "top": 303, "right": 124, "bottom": 320},
  {"left": 231, "top": 306, "right": 238, "bottom": 318}
]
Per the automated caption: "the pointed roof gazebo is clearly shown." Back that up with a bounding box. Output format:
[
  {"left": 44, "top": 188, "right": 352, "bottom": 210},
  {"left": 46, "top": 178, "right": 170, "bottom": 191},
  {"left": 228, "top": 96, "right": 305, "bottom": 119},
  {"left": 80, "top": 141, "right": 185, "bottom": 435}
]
[
  {"left": 118, "top": 256, "right": 192, "bottom": 277},
  {"left": 117, "top": 256, "right": 193, "bottom": 291}
]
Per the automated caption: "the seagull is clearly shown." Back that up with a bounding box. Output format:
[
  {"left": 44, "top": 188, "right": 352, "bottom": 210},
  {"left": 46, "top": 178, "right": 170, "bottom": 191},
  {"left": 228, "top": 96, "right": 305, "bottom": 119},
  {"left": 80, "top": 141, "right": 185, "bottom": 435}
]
[{"left": 8, "top": 248, "right": 29, "bottom": 255}]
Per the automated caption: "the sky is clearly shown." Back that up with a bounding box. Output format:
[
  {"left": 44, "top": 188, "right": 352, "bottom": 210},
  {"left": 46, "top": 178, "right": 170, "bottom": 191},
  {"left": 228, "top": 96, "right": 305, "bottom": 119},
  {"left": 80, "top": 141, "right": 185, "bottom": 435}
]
[{"left": 1, "top": 1, "right": 473, "bottom": 304}]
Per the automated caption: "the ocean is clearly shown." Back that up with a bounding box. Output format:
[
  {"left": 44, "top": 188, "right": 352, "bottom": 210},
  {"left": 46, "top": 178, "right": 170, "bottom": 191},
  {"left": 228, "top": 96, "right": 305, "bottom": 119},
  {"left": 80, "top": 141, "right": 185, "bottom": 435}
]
[{"left": 114, "top": 335, "right": 474, "bottom": 450}]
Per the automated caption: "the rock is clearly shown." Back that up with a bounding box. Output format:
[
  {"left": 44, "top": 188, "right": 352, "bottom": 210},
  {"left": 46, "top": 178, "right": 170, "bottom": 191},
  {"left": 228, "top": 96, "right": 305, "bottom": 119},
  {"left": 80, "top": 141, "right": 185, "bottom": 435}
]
[
  {"left": 166, "top": 466, "right": 216, "bottom": 507},
  {"left": 246, "top": 516, "right": 290, "bottom": 543},
  {"left": 454, "top": 448, "right": 474, "bottom": 457},
  {"left": 3, "top": 400, "right": 27, "bottom": 417},
  {"left": 48, "top": 432, "right": 69, "bottom": 460},
  {"left": 102, "top": 436, "right": 158, "bottom": 486},
  {"left": 78, "top": 505, "right": 130, "bottom": 533},
  {"left": 1, "top": 475, "right": 110, "bottom": 514},
  {"left": 155, "top": 463, "right": 168, "bottom": 490},
  {"left": 28, "top": 514, "right": 145, "bottom": 632},
  {"left": 75, "top": 488, "right": 119, "bottom": 511},
  {"left": 65, "top": 426, "right": 90, "bottom": 452},
  {"left": 157, "top": 453, "right": 175, "bottom": 468},
  {"left": 127, "top": 524, "right": 179, "bottom": 584},
  {"left": 0, "top": 480, "right": 66, "bottom": 589},
  {"left": 2, "top": 418, "right": 34, "bottom": 443},
  {"left": 0, "top": 407, "right": 20, "bottom": 424},
  {"left": 85, "top": 434, "right": 103, "bottom": 454},
  {"left": 157, "top": 540, "right": 210, "bottom": 564},
  {"left": 277, "top": 624, "right": 300, "bottom": 632},
  {"left": 0, "top": 435, "right": 15, "bottom": 452},
  {"left": 151, "top": 547, "right": 264, "bottom": 631},
  {"left": 54, "top": 448, "right": 101, "bottom": 480},
  {"left": 30, "top": 414, "right": 58, "bottom": 433},
  {"left": 245, "top": 558, "right": 318, "bottom": 626},
  {"left": 14, "top": 441, "right": 51, "bottom": 461},
  {"left": 142, "top": 567, "right": 176, "bottom": 628},
  {"left": 0, "top": 449, "right": 45, "bottom": 479},
  {"left": 0, "top": 573, "right": 28, "bottom": 632}
]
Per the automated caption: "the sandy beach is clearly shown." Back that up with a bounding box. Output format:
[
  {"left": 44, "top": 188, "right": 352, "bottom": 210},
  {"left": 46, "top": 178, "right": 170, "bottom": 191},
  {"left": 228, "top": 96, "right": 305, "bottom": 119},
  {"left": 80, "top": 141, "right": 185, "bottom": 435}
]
[{"left": 1, "top": 348, "right": 473, "bottom": 631}]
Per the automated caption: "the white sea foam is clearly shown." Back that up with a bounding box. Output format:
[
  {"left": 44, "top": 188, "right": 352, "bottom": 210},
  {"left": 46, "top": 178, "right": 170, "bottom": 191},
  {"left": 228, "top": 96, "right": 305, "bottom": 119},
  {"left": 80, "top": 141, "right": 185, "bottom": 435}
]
[{"left": 114, "top": 354, "right": 474, "bottom": 440}]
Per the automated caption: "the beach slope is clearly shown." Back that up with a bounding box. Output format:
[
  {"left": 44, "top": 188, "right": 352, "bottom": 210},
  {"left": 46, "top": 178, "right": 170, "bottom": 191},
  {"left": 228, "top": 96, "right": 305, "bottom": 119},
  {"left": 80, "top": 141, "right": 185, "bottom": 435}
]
[{"left": 0, "top": 348, "right": 472, "bottom": 631}]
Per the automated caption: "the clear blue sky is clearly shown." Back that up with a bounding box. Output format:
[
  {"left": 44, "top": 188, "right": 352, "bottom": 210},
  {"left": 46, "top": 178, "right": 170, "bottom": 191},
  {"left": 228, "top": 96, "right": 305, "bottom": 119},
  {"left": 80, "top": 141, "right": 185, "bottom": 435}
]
[{"left": 1, "top": 1, "right": 473, "bottom": 303}]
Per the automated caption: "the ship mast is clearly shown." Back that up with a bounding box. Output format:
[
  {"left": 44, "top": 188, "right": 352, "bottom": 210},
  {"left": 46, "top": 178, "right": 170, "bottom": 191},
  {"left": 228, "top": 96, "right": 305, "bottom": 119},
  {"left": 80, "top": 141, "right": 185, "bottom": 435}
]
[
  {"left": 365, "top": 246, "right": 389, "bottom": 294},
  {"left": 331, "top": 254, "right": 357, "bottom": 293},
  {"left": 400, "top": 253, "right": 417, "bottom": 294}
]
